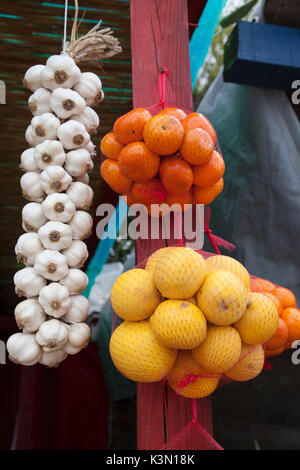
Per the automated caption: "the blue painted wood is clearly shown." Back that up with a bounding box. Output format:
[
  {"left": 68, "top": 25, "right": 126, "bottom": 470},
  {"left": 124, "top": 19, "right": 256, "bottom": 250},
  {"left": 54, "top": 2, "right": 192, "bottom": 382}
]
[{"left": 224, "top": 20, "right": 300, "bottom": 90}]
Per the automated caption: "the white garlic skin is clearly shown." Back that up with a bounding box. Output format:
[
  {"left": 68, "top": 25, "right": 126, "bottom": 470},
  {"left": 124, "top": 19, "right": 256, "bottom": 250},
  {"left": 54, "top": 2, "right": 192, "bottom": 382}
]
[
  {"left": 41, "top": 54, "right": 81, "bottom": 91},
  {"left": 20, "top": 148, "right": 40, "bottom": 172},
  {"left": 34, "top": 249, "right": 69, "bottom": 282},
  {"left": 71, "top": 106, "right": 99, "bottom": 135},
  {"left": 14, "top": 267, "right": 47, "bottom": 298},
  {"left": 66, "top": 182, "right": 94, "bottom": 210},
  {"left": 28, "top": 88, "right": 52, "bottom": 116},
  {"left": 75, "top": 173, "right": 90, "bottom": 185},
  {"left": 63, "top": 342, "right": 82, "bottom": 355},
  {"left": 62, "top": 294, "right": 89, "bottom": 323},
  {"left": 39, "top": 348, "right": 68, "bottom": 367},
  {"left": 65, "top": 149, "right": 94, "bottom": 177},
  {"left": 38, "top": 282, "right": 70, "bottom": 318},
  {"left": 82, "top": 140, "right": 96, "bottom": 156},
  {"left": 61, "top": 240, "right": 88, "bottom": 268},
  {"left": 42, "top": 193, "right": 76, "bottom": 223},
  {"left": 34, "top": 140, "right": 66, "bottom": 170},
  {"left": 7, "top": 332, "right": 42, "bottom": 365},
  {"left": 22, "top": 202, "right": 48, "bottom": 232},
  {"left": 50, "top": 88, "right": 85, "bottom": 119},
  {"left": 14, "top": 298, "right": 46, "bottom": 333},
  {"left": 36, "top": 318, "right": 69, "bottom": 352},
  {"left": 15, "top": 232, "right": 44, "bottom": 266},
  {"left": 57, "top": 120, "right": 90, "bottom": 150},
  {"left": 20, "top": 172, "right": 45, "bottom": 203},
  {"left": 40, "top": 165, "right": 72, "bottom": 194},
  {"left": 23, "top": 64, "right": 45, "bottom": 92},
  {"left": 59, "top": 268, "right": 88, "bottom": 295},
  {"left": 69, "top": 211, "right": 93, "bottom": 240},
  {"left": 25, "top": 125, "right": 35, "bottom": 146},
  {"left": 73, "top": 72, "right": 103, "bottom": 106},
  {"left": 28, "top": 113, "right": 61, "bottom": 145},
  {"left": 67, "top": 322, "right": 90, "bottom": 349},
  {"left": 38, "top": 221, "right": 73, "bottom": 251}
]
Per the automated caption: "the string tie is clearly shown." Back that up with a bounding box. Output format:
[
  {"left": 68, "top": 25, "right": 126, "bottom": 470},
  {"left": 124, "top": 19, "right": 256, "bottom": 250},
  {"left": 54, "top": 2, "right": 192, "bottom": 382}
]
[
  {"left": 204, "top": 207, "right": 235, "bottom": 254},
  {"left": 158, "top": 67, "right": 169, "bottom": 108}
]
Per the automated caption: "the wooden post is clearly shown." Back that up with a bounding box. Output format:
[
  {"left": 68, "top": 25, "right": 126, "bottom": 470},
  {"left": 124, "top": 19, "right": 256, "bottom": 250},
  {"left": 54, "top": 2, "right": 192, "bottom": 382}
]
[{"left": 130, "top": 0, "right": 214, "bottom": 450}]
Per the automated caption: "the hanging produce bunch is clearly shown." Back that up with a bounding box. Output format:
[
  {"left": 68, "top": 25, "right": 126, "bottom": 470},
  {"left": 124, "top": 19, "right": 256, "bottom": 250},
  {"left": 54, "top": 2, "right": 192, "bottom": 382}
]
[
  {"left": 109, "top": 246, "right": 300, "bottom": 398},
  {"left": 100, "top": 108, "right": 225, "bottom": 211},
  {"left": 7, "top": 11, "right": 121, "bottom": 367}
]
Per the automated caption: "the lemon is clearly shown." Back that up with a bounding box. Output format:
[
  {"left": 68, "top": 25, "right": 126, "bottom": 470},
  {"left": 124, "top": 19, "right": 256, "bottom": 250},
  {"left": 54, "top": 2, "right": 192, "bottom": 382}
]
[
  {"left": 167, "top": 350, "right": 220, "bottom": 398},
  {"left": 153, "top": 247, "right": 206, "bottom": 299},
  {"left": 150, "top": 300, "right": 207, "bottom": 349},
  {"left": 234, "top": 292, "right": 278, "bottom": 345},
  {"left": 145, "top": 247, "right": 172, "bottom": 275},
  {"left": 205, "top": 255, "right": 250, "bottom": 291},
  {"left": 111, "top": 268, "right": 161, "bottom": 321},
  {"left": 196, "top": 269, "right": 247, "bottom": 325},
  {"left": 192, "top": 325, "right": 241, "bottom": 373},
  {"left": 224, "top": 343, "right": 264, "bottom": 381},
  {"left": 110, "top": 320, "right": 177, "bottom": 382}
]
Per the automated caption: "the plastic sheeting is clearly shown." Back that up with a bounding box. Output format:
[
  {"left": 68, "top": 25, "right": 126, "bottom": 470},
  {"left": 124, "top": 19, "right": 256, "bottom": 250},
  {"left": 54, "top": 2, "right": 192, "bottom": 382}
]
[{"left": 197, "top": 73, "right": 300, "bottom": 302}]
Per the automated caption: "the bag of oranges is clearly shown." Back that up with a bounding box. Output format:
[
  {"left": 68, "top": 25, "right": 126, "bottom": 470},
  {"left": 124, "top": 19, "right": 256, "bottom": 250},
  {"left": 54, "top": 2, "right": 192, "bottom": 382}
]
[
  {"left": 109, "top": 246, "right": 299, "bottom": 399},
  {"left": 100, "top": 108, "right": 225, "bottom": 210}
]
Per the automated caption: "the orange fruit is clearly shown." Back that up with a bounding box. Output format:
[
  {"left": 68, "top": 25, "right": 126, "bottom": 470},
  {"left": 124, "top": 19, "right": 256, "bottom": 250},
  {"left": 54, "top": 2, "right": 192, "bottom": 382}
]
[
  {"left": 113, "top": 108, "right": 152, "bottom": 144},
  {"left": 281, "top": 308, "right": 300, "bottom": 341},
  {"left": 263, "top": 292, "right": 283, "bottom": 316},
  {"left": 182, "top": 112, "right": 217, "bottom": 144},
  {"left": 100, "top": 159, "right": 132, "bottom": 194},
  {"left": 100, "top": 132, "right": 124, "bottom": 160},
  {"left": 264, "top": 317, "right": 288, "bottom": 350},
  {"left": 159, "top": 107, "right": 187, "bottom": 122},
  {"left": 118, "top": 142, "right": 160, "bottom": 183},
  {"left": 143, "top": 114, "right": 184, "bottom": 155},
  {"left": 250, "top": 278, "right": 264, "bottom": 293},
  {"left": 193, "top": 151, "right": 225, "bottom": 187},
  {"left": 165, "top": 191, "right": 193, "bottom": 210},
  {"left": 193, "top": 178, "right": 224, "bottom": 205},
  {"left": 265, "top": 346, "right": 284, "bottom": 358},
  {"left": 132, "top": 178, "right": 167, "bottom": 205},
  {"left": 284, "top": 340, "right": 297, "bottom": 350},
  {"left": 180, "top": 128, "right": 214, "bottom": 165},
  {"left": 271, "top": 286, "right": 296, "bottom": 309},
  {"left": 255, "top": 278, "right": 275, "bottom": 292},
  {"left": 159, "top": 156, "right": 193, "bottom": 195}
]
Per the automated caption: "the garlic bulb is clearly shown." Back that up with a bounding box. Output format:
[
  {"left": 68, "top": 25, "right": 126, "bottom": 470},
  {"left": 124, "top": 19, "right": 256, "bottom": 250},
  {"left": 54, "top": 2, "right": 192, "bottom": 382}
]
[
  {"left": 40, "top": 165, "right": 72, "bottom": 194},
  {"left": 42, "top": 193, "right": 76, "bottom": 223},
  {"left": 38, "top": 221, "right": 72, "bottom": 251},
  {"left": 38, "top": 282, "right": 70, "bottom": 318},
  {"left": 69, "top": 211, "right": 93, "bottom": 240},
  {"left": 28, "top": 88, "right": 52, "bottom": 116},
  {"left": 75, "top": 173, "right": 90, "bottom": 185},
  {"left": 63, "top": 342, "right": 82, "bottom": 355},
  {"left": 15, "top": 232, "right": 44, "bottom": 266},
  {"left": 34, "top": 250, "right": 68, "bottom": 282},
  {"left": 14, "top": 267, "right": 46, "bottom": 298},
  {"left": 27, "top": 113, "right": 61, "bottom": 145},
  {"left": 7, "top": 332, "right": 42, "bottom": 365},
  {"left": 71, "top": 106, "right": 99, "bottom": 135},
  {"left": 73, "top": 72, "right": 103, "bottom": 106},
  {"left": 82, "top": 140, "right": 96, "bottom": 156},
  {"left": 67, "top": 322, "right": 90, "bottom": 349},
  {"left": 34, "top": 140, "right": 66, "bottom": 170},
  {"left": 23, "top": 64, "right": 45, "bottom": 92},
  {"left": 59, "top": 268, "right": 88, "bottom": 295},
  {"left": 64, "top": 149, "right": 94, "bottom": 177},
  {"left": 20, "top": 172, "right": 45, "bottom": 203},
  {"left": 25, "top": 125, "right": 35, "bottom": 147},
  {"left": 62, "top": 294, "right": 89, "bottom": 323},
  {"left": 22, "top": 202, "right": 48, "bottom": 232},
  {"left": 14, "top": 298, "right": 46, "bottom": 333},
  {"left": 57, "top": 120, "right": 90, "bottom": 150},
  {"left": 39, "top": 349, "right": 68, "bottom": 367},
  {"left": 41, "top": 54, "right": 81, "bottom": 91},
  {"left": 50, "top": 88, "right": 85, "bottom": 119},
  {"left": 20, "top": 148, "right": 40, "bottom": 172},
  {"left": 66, "top": 182, "right": 94, "bottom": 210},
  {"left": 61, "top": 240, "right": 88, "bottom": 268},
  {"left": 36, "top": 318, "right": 68, "bottom": 352}
]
